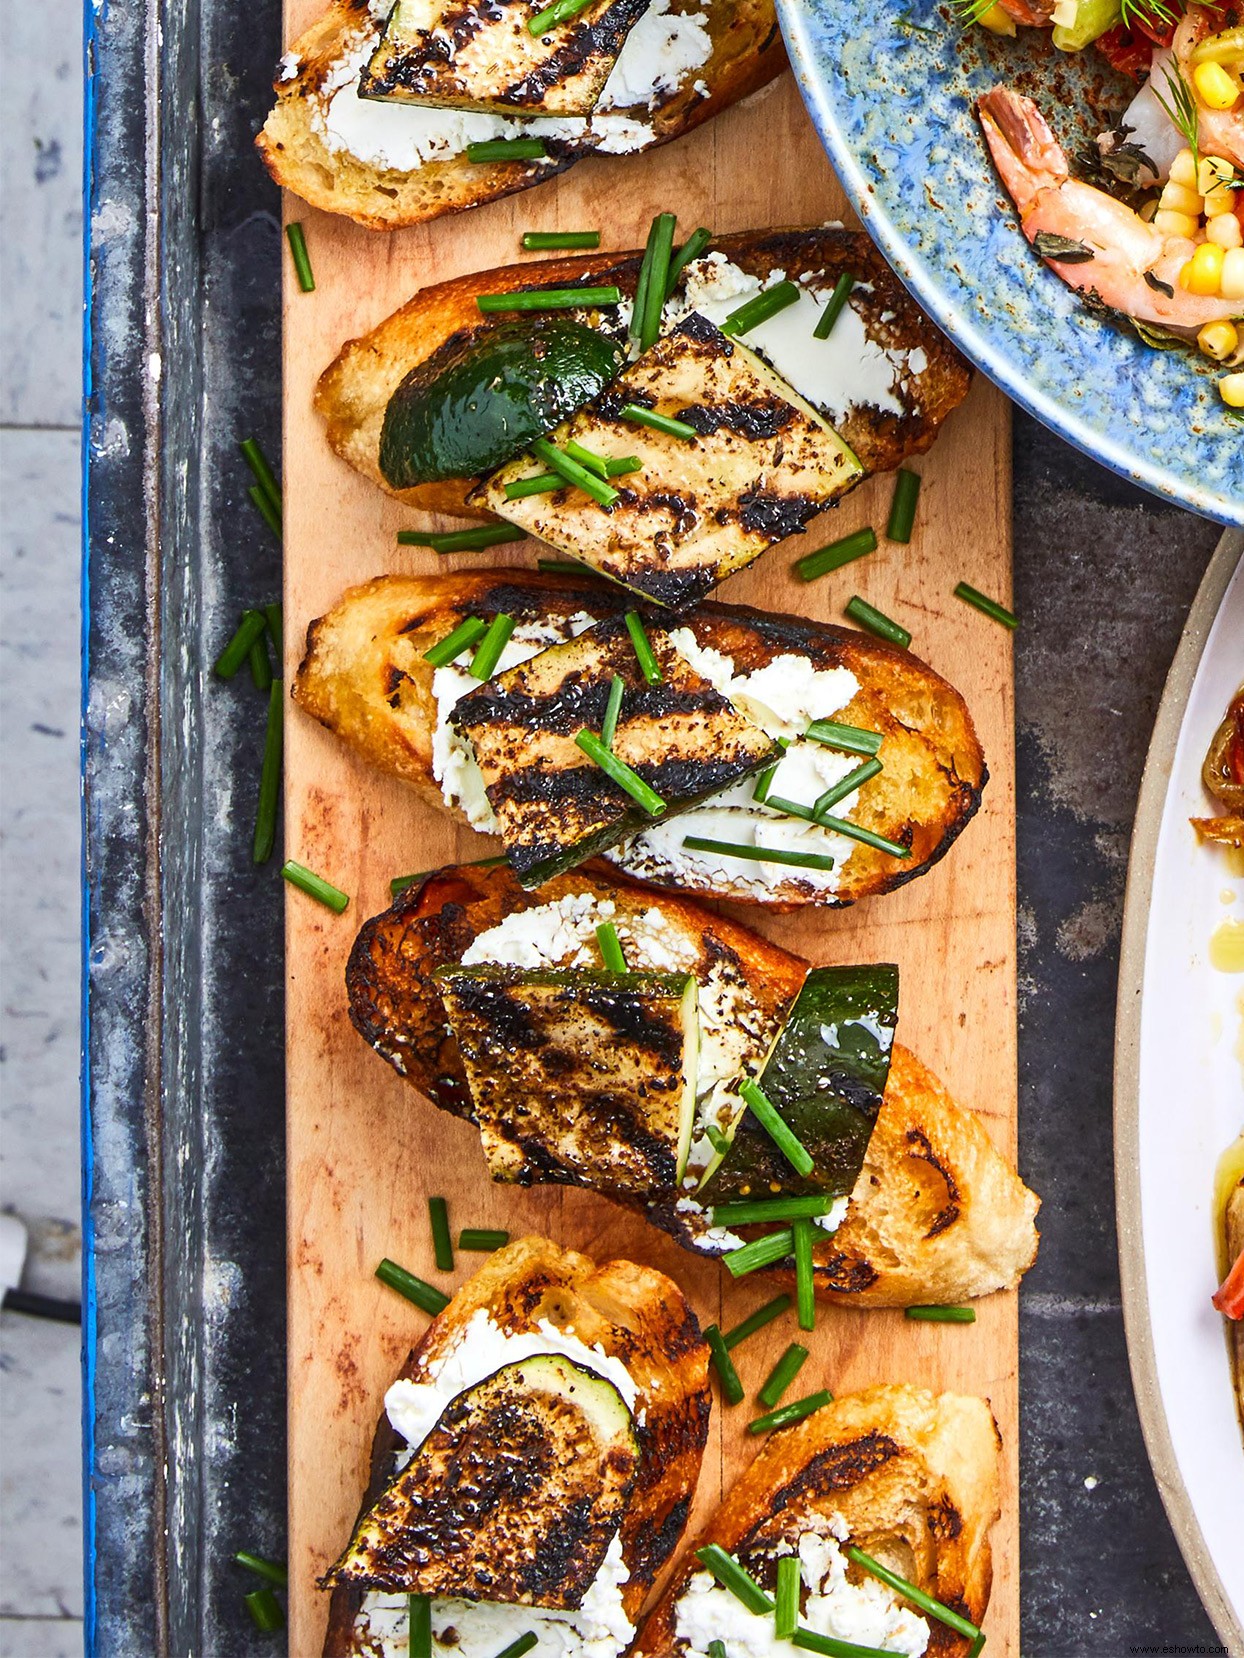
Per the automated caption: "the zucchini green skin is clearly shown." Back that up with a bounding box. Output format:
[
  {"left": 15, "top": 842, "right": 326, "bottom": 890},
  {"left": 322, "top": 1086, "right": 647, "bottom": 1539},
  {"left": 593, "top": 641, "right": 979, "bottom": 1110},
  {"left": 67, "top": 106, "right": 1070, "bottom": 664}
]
[
  {"left": 379, "top": 318, "right": 624, "bottom": 487},
  {"left": 703, "top": 964, "right": 899, "bottom": 1203}
]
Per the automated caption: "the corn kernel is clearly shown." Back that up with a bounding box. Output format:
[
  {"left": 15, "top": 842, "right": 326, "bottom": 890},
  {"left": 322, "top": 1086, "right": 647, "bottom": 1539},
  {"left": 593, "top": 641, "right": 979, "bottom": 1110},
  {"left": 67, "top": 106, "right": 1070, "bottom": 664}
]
[
  {"left": 1155, "top": 209, "right": 1201, "bottom": 240},
  {"left": 1160, "top": 181, "right": 1204, "bottom": 217},
  {"left": 1221, "top": 246, "right": 1244, "bottom": 299},
  {"left": 1220, "top": 372, "right": 1244, "bottom": 409},
  {"left": 1204, "top": 183, "right": 1237, "bottom": 216},
  {"left": 1198, "top": 320, "right": 1240, "bottom": 361},
  {"left": 976, "top": 3, "right": 1017, "bottom": 33},
  {"left": 1197, "top": 155, "right": 1236, "bottom": 194},
  {"left": 1207, "top": 212, "right": 1244, "bottom": 249},
  {"left": 1171, "top": 148, "right": 1199, "bottom": 189},
  {"left": 1193, "top": 60, "right": 1241, "bottom": 111},
  {"left": 1182, "top": 242, "right": 1226, "bottom": 293}
]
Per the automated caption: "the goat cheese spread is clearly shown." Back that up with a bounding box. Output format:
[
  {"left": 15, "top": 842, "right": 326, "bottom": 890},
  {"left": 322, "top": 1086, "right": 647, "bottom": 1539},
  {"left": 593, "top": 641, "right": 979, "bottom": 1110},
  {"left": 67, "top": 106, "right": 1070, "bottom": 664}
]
[
  {"left": 312, "top": 0, "right": 712, "bottom": 172},
  {"left": 355, "top": 1310, "right": 637, "bottom": 1657},
  {"left": 609, "top": 629, "right": 866, "bottom": 898},
  {"left": 674, "top": 1529, "right": 929, "bottom": 1658}
]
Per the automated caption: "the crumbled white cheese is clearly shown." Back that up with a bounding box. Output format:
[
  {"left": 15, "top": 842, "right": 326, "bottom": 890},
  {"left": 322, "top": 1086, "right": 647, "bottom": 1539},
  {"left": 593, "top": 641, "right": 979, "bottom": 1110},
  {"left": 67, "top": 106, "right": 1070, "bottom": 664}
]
[
  {"left": 595, "top": 0, "right": 713, "bottom": 110},
  {"left": 277, "top": 50, "right": 301, "bottom": 81},
  {"left": 675, "top": 1530, "right": 929, "bottom": 1658},
  {"left": 814, "top": 1194, "right": 851, "bottom": 1233}
]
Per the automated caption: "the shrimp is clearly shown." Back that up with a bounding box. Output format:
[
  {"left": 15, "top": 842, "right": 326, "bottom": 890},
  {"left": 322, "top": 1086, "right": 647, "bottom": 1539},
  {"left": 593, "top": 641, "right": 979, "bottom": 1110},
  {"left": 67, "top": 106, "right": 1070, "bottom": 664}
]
[
  {"left": 979, "top": 85, "right": 1243, "bottom": 333},
  {"left": 1172, "top": 5, "right": 1244, "bottom": 171}
]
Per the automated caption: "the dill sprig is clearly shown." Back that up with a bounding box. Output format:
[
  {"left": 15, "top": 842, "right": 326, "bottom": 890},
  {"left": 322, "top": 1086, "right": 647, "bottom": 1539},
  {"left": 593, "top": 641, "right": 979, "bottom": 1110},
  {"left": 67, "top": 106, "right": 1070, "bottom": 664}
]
[
  {"left": 951, "top": 0, "right": 999, "bottom": 23},
  {"left": 1119, "top": 0, "right": 1176, "bottom": 31},
  {"left": 1152, "top": 64, "right": 1199, "bottom": 172}
]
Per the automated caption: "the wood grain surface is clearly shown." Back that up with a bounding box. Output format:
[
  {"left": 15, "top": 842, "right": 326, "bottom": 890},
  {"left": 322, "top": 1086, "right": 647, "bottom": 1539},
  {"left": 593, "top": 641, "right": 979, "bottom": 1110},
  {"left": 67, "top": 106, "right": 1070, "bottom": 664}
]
[{"left": 280, "top": 51, "right": 1018, "bottom": 1657}]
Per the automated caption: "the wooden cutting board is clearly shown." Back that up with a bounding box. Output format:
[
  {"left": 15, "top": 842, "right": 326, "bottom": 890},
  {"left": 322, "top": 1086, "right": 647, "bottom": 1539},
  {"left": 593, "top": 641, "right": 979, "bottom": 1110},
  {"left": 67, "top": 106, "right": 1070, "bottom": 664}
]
[{"left": 280, "top": 46, "right": 1017, "bottom": 1657}]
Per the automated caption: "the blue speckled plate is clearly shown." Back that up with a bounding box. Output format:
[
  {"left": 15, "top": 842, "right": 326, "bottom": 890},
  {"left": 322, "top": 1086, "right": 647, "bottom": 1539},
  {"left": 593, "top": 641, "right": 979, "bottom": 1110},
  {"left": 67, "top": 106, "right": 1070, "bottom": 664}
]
[{"left": 776, "top": 0, "right": 1243, "bottom": 523}]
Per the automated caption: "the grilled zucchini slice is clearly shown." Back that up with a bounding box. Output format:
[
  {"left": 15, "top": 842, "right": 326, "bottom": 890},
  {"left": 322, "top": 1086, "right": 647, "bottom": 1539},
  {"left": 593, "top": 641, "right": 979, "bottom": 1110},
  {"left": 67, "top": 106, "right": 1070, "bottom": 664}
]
[
  {"left": 326, "top": 1353, "right": 638, "bottom": 1602},
  {"left": 473, "top": 313, "right": 862, "bottom": 608},
  {"left": 449, "top": 612, "right": 780, "bottom": 885},
  {"left": 360, "top": 0, "right": 654, "bottom": 116},
  {"left": 436, "top": 964, "right": 700, "bottom": 1198}
]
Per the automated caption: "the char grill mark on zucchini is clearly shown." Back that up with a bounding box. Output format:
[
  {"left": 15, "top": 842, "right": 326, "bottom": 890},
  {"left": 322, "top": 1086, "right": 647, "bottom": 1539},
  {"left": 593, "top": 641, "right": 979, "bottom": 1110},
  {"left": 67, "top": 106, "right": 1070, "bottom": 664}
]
[
  {"left": 325, "top": 1353, "right": 638, "bottom": 1602},
  {"left": 360, "top": 0, "right": 653, "bottom": 116},
  {"left": 474, "top": 315, "right": 863, "bottom": 609},
  {"left": 449, "top": 613, "right": 780, "bottom": 885},
  {"left": 436, "top": 965, "right": 700, "bottom": 1197},
  {"left": 704, "top": 964, "right": 899, "bottom": 1203}
]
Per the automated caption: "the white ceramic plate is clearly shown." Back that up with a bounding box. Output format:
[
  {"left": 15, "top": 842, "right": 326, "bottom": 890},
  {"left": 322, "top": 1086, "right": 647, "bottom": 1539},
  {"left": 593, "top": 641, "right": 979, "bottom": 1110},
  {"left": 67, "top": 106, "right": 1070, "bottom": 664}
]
[{"left": 1117, "top": 530, "right": 1244, "bottom": 1652}]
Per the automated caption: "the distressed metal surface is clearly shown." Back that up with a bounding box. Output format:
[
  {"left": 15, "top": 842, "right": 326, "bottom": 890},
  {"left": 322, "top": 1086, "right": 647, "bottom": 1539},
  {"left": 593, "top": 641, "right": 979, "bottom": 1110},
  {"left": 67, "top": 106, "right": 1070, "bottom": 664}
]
[{"left": 84, "top": 0, "right": 1225, "bottom": 1647}]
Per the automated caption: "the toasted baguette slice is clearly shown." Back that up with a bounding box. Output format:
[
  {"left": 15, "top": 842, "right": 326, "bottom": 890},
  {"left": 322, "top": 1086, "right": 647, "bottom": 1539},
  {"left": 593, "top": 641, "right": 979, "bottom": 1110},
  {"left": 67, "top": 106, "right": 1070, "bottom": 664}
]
[
  {"left": 323, "top": 1236, "right": 711, "bottom": 1655},
  {"left": 293, "top": 569, "right": 986, "bottom": 909},
  {"left": 258, "top": 0, "right": 784, "bottom": 232},
  {"left": 346, "top": 863, "right": 1041, "bottom": 1305},
  {"left": 632, "top": 1385, "right": 1000, "bottom": 1658},
  {"left": 315, "top": 229, "right": 971, "bottom": 513}
]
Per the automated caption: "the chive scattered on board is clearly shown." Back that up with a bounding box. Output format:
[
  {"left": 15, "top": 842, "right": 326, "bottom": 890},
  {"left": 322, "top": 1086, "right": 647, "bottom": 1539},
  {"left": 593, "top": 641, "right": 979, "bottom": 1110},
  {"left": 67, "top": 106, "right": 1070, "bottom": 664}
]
[
  {"left": 532, "top": 437, "right": 619, "bottom": 508},
  {"left": 620, "top": 403, "right": 697, "bottom": 440},
  {"left": 466, "top": 137, "right": 548, "bottom": 164},
  {"left": 844, "top": 596, "right": 910, "bottom": 648},
  {"left": 596, "top": 919, "right": 627, "bottom": 972},
  {"left": 811, "top": 757, "right": 882, "bottom": 818},
  {"left": 812, "top": 813, "right": 910, "bottom": 860},
  {"left": 249, "top": 630, "right": 273, "bottom": 694},
  {"left": 637, "top": 212, "right": 677, "bottom": 352},
  {"left": 521, "top": 230, "right": 601, "bottom": 250},
  {"left": 215, "top": 610, "right": 268, "bottom": 680},
  {"left": 905, "top": 1304, "right": 976, "bottom": 1323},
  {"left": 240, "top": 439, "right": 282, "bottom": 520},
  {"left": 252, "top": 682, "right": 284, "bottom": 866},
  {"left": 234, "top": 1552, "right": 289, "bottom": 1589},
  {"left": 694, "top": 1546, "right": 774, "bottom": 1615},
  {"left": 397, "top": 524, "right": 526, "bottom": 553},
  {"left": 758, "top": 1341, "right": 810, "bottom": 1408},
  {"left": 723, "top": 1228, "right": 794, "bottom": 1278},
  {"left": 469, "top": 612, "right": 516, "bottom": 680},
  {"left": 624, "top": 610, "right": 663, "bottom": 684},
  {"left": 793, "top": 1218, "right": 816, "bottom": 1331},
  {"left": 423, "top": 616, "right": 490, "bottom": 669},
  {"left": 886, "top": 468, "right": 922, "bottom": 543},
  {"left": 264, "top": 602, "right": 283, "bottom": 664},
  {"left": 846, "top": 1545, "right": 983, "bottom": 1643},
  {"left": 537, "top": 558, "right": 600, "bottom": 576},
  {"left": 285, "top": 222, "right": 315, "bottom": 293},
  {"left": 682, "top": 836, "right": 836, "bottom": 872},
  {"left": 813, "top": 270, "right": 855, "bottom": 340},
  {"left": 722, "top": 1293, "right": 791, "bottom": 1349},
  {"left": 748, "top": 1388, "right": 833, "bottom": 1436},
  {"left": 804, "top": 719, "right": 882, "bottom": 757},
  {"left": 428, "top": 1196, "right": 454, "bottom": 1272},
  {"left": 281, "top": 860, "right": 350, "bottom": 914},
  {"left": 390, "top": 855, "right": 505, "bottom": 899},
  {"left": 600, "top": 673, "right": 625, "bottom": 750},
  {"left": 775, "top": 1553, "right": 801, "bottom": 1639},
  {"left": 476, "top": 284, "right": 619, "bottom": 313},
  {"left": 704, "top": 1324, "right": 745, "bottom": 1405},
  {"left": 955, "top": 581, "right": 1018, "bottom": 630},
  {"left": 244, "top": 1587, "right": 285, "bottom": 1633},
  {"left": 575, "top": 730, "right": 665, "bottom": 815},
  {"left": 795, "top": 526, "right": 876, "bottom": 583},
  {"left": 739, "top": 1078, "right": 815, "bottom": 1177},
  {"left": 458, "top": 1228, "right": 511, "bottom": 1252},
  {"left": 721, "top": 280, "right": 800, "bottom": 338},
  {"left": 248, "top": 484, "right": 282, "bottom": 542},
  {"left": 376, "top": 1257, "right": 451, "bottom": 1315}
]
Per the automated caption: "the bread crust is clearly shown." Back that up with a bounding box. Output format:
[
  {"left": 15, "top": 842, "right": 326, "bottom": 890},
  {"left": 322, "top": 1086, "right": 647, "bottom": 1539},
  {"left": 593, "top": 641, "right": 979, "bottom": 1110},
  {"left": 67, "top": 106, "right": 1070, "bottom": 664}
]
[
  {"left": 313, "top": 228, "right": 971, "bottom": 512},
  {"left": 631, "top": 1385, "right": 1000, "bottom": 1658},
  {"left": 291, "top": 567, "right": 987, "bottom": 909},
  {"left": 257, "top": 0, "right": 786, "bottom": 231},
  {"left": 323, "top": 1236, "right": 711, "bottom": 1654}
]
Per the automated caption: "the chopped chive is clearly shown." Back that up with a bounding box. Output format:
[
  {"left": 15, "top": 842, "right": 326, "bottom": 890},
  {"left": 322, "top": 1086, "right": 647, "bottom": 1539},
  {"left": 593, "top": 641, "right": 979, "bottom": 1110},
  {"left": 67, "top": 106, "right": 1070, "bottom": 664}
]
[
  {"left": 804, "top": 719, "right": 882, "bottom": 757},
  {"left": 466, "top": 137, "right": 549, "bottom": 163},
  {"left": 428, "top": 1196, "right": 453, "bottom": 1272},
  {"left": 390, "top": 854, "right": 505, "bottom": 898},
  {"left": 813, "top": 813, "right": 910, "bottom": 859},
  {"left": 376, "top": 1257, "right": 450, "bottom": 1315},
  {"left": 704, "top": 1123, "right": 730, "bottom": 1155},
  {"left": 629, "top": 232, "right": 654, "bottom": 352},
  {"left": 721, "top": 280, "right": 800, "bottom": 337},
  {"left": 846, "top": 1546, "right": 982, "bottom": 1643},
  {"left": 244, "top": 1587, "right": 285, "bottom": 1633},
  {"left": 666, "top": 226, "right": 712, "bottom": 296},
  {"left": 723, "top": 1293, "right": 792, "bottom": 1349},
  {"left": 844, "top": 596, "right": 910, "bottom": 648},
  {"left": 605, "top": 455, "right": 642, "bottom": 476},
  {"left": 458, "top": 1228, "right": 510, "bottom": 1252},
  {"left": 748, "top": 1389, "right": 833, "bottom": 1435},
  {"left": 708, "top": 1644, "right": 728, "bottom": 1658},
  {"left": 531, "top": 437, "right": 619, "bottom": 508},
  {"left": 711, "top": 1195, "right": 837, "bottom": 1226},
  {"left": 812, "top": 757, "right": 882, "bottom": 818},
  {"left": 249, "top": 630, "right": 273, "bottom": 693},
  {"left": 264, "top": 602, "right": 284, "bottom": 666},
  {"left": 905, "top": 1304, "right": 976, "bottom": 1323},
  {"left": 793, "top": 1630, "right": 893, "bottom": 1658},
  {"left": 886, "top": 468, "right": 921, "bottom": 543},
  {"left": 537, "top": 558, "right": 600, "bottom": 575},
  {"left": 624, "top": 611, "right": 663, "bottom": 684},
  {"left": 758, "top": 1342, "right": 810, "bottom": 1407},
  {"left": 600, "top": 673, "right": 625, "bottom": 748},
  {"left": 794, "top": 1218, "right": 816, "bottom": 1331},
  {"left": 234, "top": 1552, "right": 288, "bottom": 1588},
  {"left": 491, "top": 1635, "right": 539, "bottom": 1658},
  {"left": 620, "top": 403, "right": 697, "bottom": 440},
  {"left": 565, "top": 438, "right": 611, "bottom": 478},
  {"left": 764, "top": 793, "right": 818, "bottom": 823},
  {"left": 575, "top": 729, "right": 665, "bottom": 815},
  {"left": 955, "top": 582, "right": 1018, "bottom": 630},
  {"left": 409, "top": 1593, "right": 432, "bottom": 1658},
  {"left": 966, "top": 1637, "right": 987, "bottom": 1658},
  {"left": 813, "top": 271, "right": 855, "bottom": 340},
  {"left": 528, "top": 0, "right": 592, "bottom": 31},
  {"left": 248, "top": 481, "right": 282, "bottom": 541},
  {"left": 704, "top": 1324, "right": 745, "bottom": 1405},
  {"left": 638, "top": 213, "right": 677, "bottom": 352},
  {"left": 469, "top": 612, "right": 516, "bottom": 680},
  {"left": 682, "top": 836, "right": 836, "bottom": 872},
  {"left": 397, "top": 524, "right": 527, "bottom": 553},
  {"left": 253, "top": 681, "right": 284, "bottom": 866},
  {"left": 423, "top": 616, "right": 490, "bottom": 669},
  {"left": 281, "top": 860, "right": 350, "bottom": 913},
  {"left": 752, "top": 761, "right": 780, "bottom": 805},
  {"left": 477, "top": 284, "right": 619, "bottom": 312},
  {"left": 739, "top": 1078, "right": 814, "bottom": 1177},
  {"left": 596, "top": 919, "right": 627, "bottom": 972},
  {"left": 795, "top": 527, "right": 876, "bottom": 582},
  {"left": 215, "top": 610, "right": 269, "bottom": 679},
  {"left": 240, "top": 438, "right": 281, "bottom": 518},
  {"left": 724, "top": 1228, "right": 794, "bottom": 1278},
  {"left": 695, "top": 1546, "right": 774, "bottom": 1615},
  {"left": 521, "top": 229, "right": 600, "bottom": 250},
  {"left": 286, "top": 222, "right": 315, "bottom": 292},
  {"left": 775, "top": 1554, "right": 800, "bottom": 1639},
  {"left": 505, "top": 471, "right": 565, "bottom": 500}
]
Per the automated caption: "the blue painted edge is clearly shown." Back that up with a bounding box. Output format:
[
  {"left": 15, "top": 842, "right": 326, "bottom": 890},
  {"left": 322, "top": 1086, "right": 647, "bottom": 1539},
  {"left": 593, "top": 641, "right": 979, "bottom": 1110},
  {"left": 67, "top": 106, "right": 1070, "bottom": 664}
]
[{"left": 777, "top": 0, "right": 1243, "bottom": 529}]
